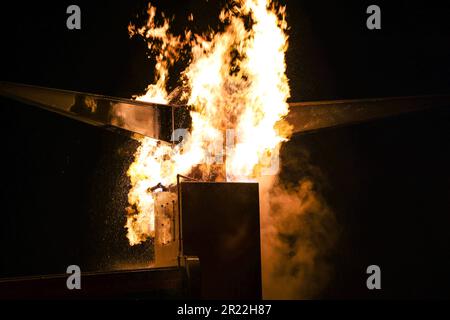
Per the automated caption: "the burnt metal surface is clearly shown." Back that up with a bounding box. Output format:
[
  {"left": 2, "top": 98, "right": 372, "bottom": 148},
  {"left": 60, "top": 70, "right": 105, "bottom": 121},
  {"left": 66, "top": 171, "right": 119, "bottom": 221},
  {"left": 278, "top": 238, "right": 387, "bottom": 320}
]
[{"left": 180, "top": 182, "right": 262, "bottom": 299}]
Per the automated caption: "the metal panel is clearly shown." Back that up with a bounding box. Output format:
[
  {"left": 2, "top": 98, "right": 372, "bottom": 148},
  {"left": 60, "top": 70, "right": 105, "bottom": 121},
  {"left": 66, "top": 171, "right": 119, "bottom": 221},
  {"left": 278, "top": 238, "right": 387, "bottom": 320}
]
[
  {"left": 180, "top": 182, "right": 262, "bottom": 299},
  {"left": 0, "top": 81, "right": 190, "bottom": 142}
]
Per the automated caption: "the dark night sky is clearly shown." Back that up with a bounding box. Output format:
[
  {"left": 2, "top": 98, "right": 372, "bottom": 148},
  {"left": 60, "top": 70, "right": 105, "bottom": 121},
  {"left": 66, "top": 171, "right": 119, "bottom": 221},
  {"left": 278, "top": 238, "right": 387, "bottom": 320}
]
[{"left": 1, "top": 1, "right": 450, "bottom": 101}]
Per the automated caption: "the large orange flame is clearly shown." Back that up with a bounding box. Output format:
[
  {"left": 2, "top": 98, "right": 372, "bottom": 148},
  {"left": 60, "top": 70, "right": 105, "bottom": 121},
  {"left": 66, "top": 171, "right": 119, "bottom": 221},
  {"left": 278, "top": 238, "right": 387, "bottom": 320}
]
[{"left": 126, "top": 0, "right": 292, "bottom": 245}]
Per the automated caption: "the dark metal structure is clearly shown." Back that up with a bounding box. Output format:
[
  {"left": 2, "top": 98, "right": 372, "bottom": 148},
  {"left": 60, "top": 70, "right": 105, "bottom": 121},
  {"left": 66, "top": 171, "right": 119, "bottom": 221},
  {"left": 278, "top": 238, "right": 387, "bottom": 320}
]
[
  {"left": 0, "top": 181, "right": 261, "bottom": 299},
  {"left": 180, "top": 182, "right": 261, "bottom": 299}
]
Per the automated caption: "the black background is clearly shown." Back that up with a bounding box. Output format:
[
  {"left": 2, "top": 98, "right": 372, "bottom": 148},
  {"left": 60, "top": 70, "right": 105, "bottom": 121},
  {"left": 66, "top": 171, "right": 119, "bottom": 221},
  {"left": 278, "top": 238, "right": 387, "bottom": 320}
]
[
  {"left": 0, "top": 0, "right": 450, "bottom": 299},
  {"left": 1, "top": 0, "right": 450, "bottom": 100}
]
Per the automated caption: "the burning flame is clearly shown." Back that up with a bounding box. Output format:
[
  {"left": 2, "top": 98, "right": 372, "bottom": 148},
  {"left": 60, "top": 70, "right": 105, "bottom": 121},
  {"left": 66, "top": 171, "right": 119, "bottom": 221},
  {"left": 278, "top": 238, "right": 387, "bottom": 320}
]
[{"left": 125, "top": 0, "right": 292, "bottom": 245}]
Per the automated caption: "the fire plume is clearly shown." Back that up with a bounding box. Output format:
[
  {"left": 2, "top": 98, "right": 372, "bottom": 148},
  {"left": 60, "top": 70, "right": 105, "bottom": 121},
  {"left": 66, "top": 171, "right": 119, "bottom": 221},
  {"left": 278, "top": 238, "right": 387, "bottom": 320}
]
[{"left": 125, "top": 0, "right": 292, "bottom": 245}]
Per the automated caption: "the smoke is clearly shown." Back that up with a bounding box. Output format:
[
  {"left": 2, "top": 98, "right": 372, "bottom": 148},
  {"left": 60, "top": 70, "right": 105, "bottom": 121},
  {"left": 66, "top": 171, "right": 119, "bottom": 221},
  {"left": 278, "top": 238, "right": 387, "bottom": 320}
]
[{"left": 259, "top": 162, "right": 338, "bottom": 299}]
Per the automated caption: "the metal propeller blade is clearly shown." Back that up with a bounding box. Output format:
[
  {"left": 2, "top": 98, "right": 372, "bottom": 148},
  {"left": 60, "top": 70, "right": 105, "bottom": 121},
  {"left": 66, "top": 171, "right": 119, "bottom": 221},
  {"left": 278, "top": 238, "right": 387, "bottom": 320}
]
[
  {"left": 1, "top": 82, "right": 449, "bottom": 140},
  {"left": 286, "top": 95, "right": 450, "bottom": 134},
  {"left": 0, "top": 81, "right": 190, "bottom": 142}
]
